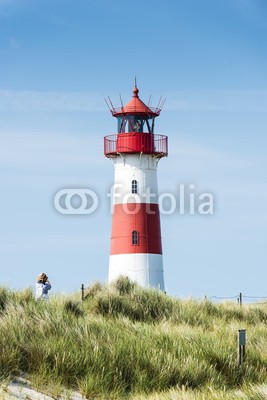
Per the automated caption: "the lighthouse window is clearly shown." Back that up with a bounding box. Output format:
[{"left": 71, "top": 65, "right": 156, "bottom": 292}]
[
  {"left": 117, "top": 116, "right": 154, "bottom": 133},
  {"left": 117, "top": 117, "right": 126, "bottom": 133},
  {"left": 132, "top": 230, "right": 139, "bottom": 245},
  {"left": 145, "top": 118, "right": 153, "bottom": 133},
  {"left": 126, "top": 116, "right": 144, "bottom": 133},
  {"left": 132, "top": 180, "right": 137, "bottom": 194}
]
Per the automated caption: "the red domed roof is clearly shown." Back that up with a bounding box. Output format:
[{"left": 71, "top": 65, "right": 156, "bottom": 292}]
[{"left": 111, "top": 86, "right": 161, "bottom": 117}]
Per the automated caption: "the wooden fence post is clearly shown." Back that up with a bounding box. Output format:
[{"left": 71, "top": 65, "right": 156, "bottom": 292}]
[
  {"left": 238, "top": 292, "right": 242, "bottom": 306},
  {"left": 238, "top": 329, "right": 246, "bottom": 365},
  {"left": 81, "top": 284, "right": 85, "bottom": 301}
]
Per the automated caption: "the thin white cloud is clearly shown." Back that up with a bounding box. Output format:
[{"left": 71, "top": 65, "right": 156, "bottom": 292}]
[
  {"left": 0, "top": 90, "right": 105, "bottom": 112},
  {"left": 0, "top": 89, "right": 267, "bottom": 113},
  {"left": 0, "top": 131, "right": 105, "bottom": 171},
  {"left": 0, "top": 233, "right": 105, "bottom": 251},
  {"left": 161, "top": 136, "right": 266, "bottom": 178},
  {"left": 165, "top": 90, "right": 267, "bottom": 112}
]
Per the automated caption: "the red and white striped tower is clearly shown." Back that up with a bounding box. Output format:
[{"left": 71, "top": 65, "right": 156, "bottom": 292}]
[{"left": 104, "top": 84, "right": 168, "bottom": 290}]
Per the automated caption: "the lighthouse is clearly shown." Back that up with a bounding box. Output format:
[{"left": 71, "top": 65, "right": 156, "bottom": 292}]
[{"left": 104, "top": 84, "right": 168, "bottom": 290}]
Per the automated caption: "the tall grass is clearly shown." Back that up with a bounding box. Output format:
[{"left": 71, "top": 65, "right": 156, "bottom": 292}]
[{"left": 0, "top": 278, "right": 266, "bottom": 399}]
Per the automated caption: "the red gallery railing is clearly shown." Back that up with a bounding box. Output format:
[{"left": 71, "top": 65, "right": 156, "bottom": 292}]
[{"left": 104, "top": 133, "right": 168, "bottom": 158}]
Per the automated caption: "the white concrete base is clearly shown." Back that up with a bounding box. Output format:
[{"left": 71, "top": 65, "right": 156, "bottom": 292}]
[{"left": 108, "top": 253, "right": 165, "bottom": 291}]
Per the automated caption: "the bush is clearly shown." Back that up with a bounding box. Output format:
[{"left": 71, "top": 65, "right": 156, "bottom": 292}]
[
  {"left": 92, "top": 284, "right": 174, "bottom": 323},
  {"left": 0, "top": 287, "right": 9, "bottom": 312},
  {"left": 64, "top": 300, "right": 83, "bottom": 317},
  {"left": 112, "top": 276, "right": 136, "bottom": 295},
  {"left": 84, "top": 281, "right": 103, "bottom": 300}
]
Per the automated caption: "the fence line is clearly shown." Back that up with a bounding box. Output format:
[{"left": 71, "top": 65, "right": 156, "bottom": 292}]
[
  {"left": 206, "top": 293, "right": 267, "bottom": 305},
  {"left": 80, "top": 284, "right": 267, "bottom": 305},
  {"left": 209, "top": 296, "right": 238, "bottom": 300}
]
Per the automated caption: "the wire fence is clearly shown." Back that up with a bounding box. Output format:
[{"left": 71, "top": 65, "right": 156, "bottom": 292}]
[
  {"left": 80, "top": 284, "right": 267, "bottom": 306},
  {"left": 206, "top": 293, "right": 267, "bottom": 305}
]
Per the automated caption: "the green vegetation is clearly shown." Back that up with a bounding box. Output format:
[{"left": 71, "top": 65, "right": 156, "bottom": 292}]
[{"left": 0, "top": 278, "right": 267, "bottom": 399}]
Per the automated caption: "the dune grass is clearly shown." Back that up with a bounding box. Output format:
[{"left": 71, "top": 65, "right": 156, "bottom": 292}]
[{"left": 0, "top": 278, "right": 266, "bottom": 399}]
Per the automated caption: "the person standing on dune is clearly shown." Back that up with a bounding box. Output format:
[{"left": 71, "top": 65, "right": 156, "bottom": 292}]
[{"left": 35, "top": 273, "right": 52, "bottom": 300}]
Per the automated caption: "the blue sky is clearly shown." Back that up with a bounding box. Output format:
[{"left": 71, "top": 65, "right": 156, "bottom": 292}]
[{"left": 0, "top": 0, "right": 266, "bottom": 299}]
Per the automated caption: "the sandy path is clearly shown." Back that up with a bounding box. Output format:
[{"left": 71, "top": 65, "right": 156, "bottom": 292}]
[{"left": 0, "top": 378, "right": 87, "bottom": 400}]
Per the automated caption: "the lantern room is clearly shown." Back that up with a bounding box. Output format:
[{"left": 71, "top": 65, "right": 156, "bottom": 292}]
[{"left": 104, "top": 85, "right": 168, "bottom": 158}]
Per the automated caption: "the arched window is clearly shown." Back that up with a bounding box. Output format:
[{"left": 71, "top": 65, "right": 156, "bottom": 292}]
[
  {"left": 132, "top": 230, "right": 139, "bottom": 245},
  {"left": 132, "top": 180, "right": 137, "bottom": 194}
]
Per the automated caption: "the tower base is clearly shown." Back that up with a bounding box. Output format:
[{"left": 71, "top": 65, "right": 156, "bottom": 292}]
[{"left": 108, "top": 253, "right": 165, "bottom": 290}]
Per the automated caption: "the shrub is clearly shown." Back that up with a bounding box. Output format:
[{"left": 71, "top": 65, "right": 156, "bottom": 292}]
[
  {"left": 64, "top": 300, "right": 83, "bottom": 317},
  {"left": 84, "top": 281, "right": 103, "bottom": 300},
  {"left": 112, "top": 276, "right": 136, "bottom": 295},
  {"left": 0, "top": 287, "right": 9, "bottom": 312},
  {"left": 92, "top": 284, "right": 174, "bottom": 323}
]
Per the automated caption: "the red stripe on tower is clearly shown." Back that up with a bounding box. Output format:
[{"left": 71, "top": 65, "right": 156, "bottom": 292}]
[{"left": 111, "top": 203, "right": 162, "bottom": 255}]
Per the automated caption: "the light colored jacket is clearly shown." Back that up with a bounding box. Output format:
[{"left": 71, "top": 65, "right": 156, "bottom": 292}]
[{"left": 35, "top": 282, "right": 52, "bottom": 300}]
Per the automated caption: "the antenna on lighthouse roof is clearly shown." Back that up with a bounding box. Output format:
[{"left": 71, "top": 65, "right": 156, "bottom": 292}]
[
  {"left": 104, "top": 97, "right": 115, "bottom": 113},
  {"left": 108, "top": 96, "right": 115, "bottom": 110},
  {"left": 104, "top": 98, "right": 112, "bottom": 112},
  {"left": 134, "top": 76, "right": 137, "bottom": 87},
  {"left": 156, "top": 95, "right": 162, "bottom": 110},
  {"left": 160, "top": 98, "right": 166, "bottom": 110},
  {"left": 119, "top": 94, "right": 124, "bottom": 108}
]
